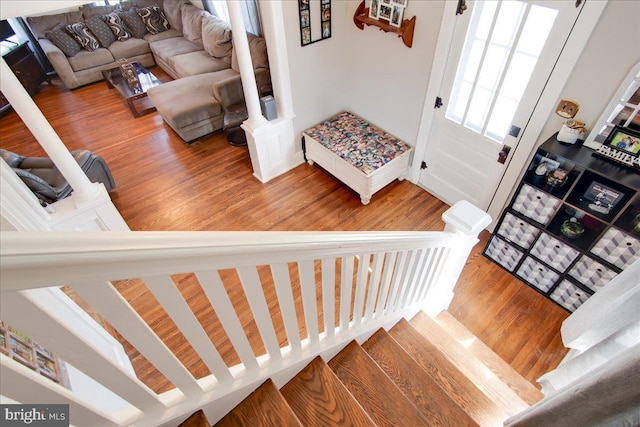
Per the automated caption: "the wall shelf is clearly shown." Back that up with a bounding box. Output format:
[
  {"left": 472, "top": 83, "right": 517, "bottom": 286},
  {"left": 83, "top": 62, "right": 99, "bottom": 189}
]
[{"left": 353, "top": 1, "right": 416, "bottom": 48}]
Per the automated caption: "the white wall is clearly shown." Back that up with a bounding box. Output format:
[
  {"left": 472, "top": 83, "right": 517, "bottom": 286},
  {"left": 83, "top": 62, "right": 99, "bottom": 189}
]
[
  {"left": 344, "top": 0, "right": 444, "bottom": 145},
  {"left": 283, "top": 0, "right": 349, "bottom": 152},
  {"left": 282, "top": 0, "right": 444, "bottom": 151},
  {"left": 537, "top": 0, "right": 640, "bottom": 145}
]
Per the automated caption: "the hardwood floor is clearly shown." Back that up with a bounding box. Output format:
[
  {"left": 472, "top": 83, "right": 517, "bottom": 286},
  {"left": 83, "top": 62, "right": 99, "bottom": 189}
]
[{"left": 0, "top": 71, "right": 569, "bottom": 394}]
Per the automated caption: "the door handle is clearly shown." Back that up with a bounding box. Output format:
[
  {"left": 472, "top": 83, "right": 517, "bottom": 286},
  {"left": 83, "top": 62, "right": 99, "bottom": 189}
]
[{"left": 498, "top": 145, "right": 511, "bottom": 164}]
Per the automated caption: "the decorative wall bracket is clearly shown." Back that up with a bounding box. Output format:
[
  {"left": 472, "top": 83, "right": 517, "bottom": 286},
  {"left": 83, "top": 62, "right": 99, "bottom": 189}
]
[{"left": 353, "top": 0, "right": 416, "bottom": 48}]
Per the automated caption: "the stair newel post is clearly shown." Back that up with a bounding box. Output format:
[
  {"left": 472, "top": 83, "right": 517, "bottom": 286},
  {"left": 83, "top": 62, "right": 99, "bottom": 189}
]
[{"left": 425, "top": 201, "right": 492, "bottom": 316}]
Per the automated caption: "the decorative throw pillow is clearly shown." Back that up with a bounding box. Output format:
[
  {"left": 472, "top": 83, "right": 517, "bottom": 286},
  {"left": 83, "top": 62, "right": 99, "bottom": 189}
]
[
  {"left": 101, "top": 12, "right": 132, "bottom": 41},
  {"left": 201, "top": 14, "right": 232, "bottom": 59},
  {"left": 121, "top": 7, "right": 148, "bottom": 38},
  {"left": 44, "top": 23, "right": 82, "bottom": 57},
  {"left": 137, "top": 6, "right": 170, "bottom": 35},
  {"left": 65, "top": 22, "right": 100, "bottom": 51},
  {"left": 84, "top": 15, "right": 116, "bottom": 47}
]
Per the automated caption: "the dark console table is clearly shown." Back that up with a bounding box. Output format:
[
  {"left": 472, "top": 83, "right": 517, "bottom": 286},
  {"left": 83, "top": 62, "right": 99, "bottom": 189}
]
[{"left": 484, "top": 134, "right": 640, "bottom": 312}]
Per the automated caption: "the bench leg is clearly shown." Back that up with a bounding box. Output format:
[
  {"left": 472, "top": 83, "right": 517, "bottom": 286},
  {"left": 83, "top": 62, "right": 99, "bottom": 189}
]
[
  {"left": 360, "top": 195, "right": 371, "bottom": 205},
  {"left": 307, "top": 159, "right": 315, "bottom": 166}
]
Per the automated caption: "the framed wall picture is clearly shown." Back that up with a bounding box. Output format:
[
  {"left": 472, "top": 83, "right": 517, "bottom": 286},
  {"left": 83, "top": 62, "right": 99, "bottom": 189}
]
[
  {"left": 299, "top": 0, "right": 311, "bottom": 46},
  {"left": 379, "top": 4, "right": 392, "bottom": 20},
  {"left": 390, "top": 4, "right": 404, "bottom": 27},
  {"left": 299, "top": 0, "right": 331, "bottom": 46},
  {"left": 369, "top": 0, "right": 380, "bottom": 19}
]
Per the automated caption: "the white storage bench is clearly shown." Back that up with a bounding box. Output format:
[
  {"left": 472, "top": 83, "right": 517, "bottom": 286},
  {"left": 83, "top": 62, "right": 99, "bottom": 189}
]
[{"left": 302, "top": 111, "right": 413, "bottom": 205}]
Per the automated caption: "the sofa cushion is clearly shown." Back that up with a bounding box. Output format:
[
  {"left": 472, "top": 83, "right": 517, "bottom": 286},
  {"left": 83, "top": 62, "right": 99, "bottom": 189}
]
[
  {"left": 232, "top": 34, "right": 269, "bottom": 73},
  {"left": 80, "top": 3, "right": 120, "bottom": 19},
  {"left": 149, "top": 36, "right": 201, "bottom": 63},
  {"left": 121, "top": 0, "right": 163, "bottom": 10},
  {"left": 65, "top": 22, "right": 101, "bottom": 51},
  {"left": 162, "top": 0, "right": 187, "bottom": 33},
  {"left": 67, "top": 48, "right": 114, "bottom": 72},
  {"left": 102, "top": 12, "right": 132, "bottom": 41},
  {"left": 44, "top": 23, "right": 82, "bottom": 57},
  {"left": 85, "top": 15, "right": 116, "bottom": 47},
  {"left": 143, "top": 28, "right": 182, "bottom": 43},
  {"left": 170, "top": 51, "right": 231, "bottom": 77},
  {"left": 180, "top": 3, "right": 206, "bottom": 46},
  {"left": 148, "top": 72, "right": 230, "bottom": 129},
  {"left": 121, "top": 7, "right": 148, "bottom": 38},
  {"left": 137, "top": 5, "right": 170, "bottom": 35},
  {"left": 107, "top": 37, "right": 151, "bottom": 60},
  {"left": 27, "top": 11, "right": 83, "bottom": 39},
  {"left": 201, "top": 14, "right": 232, "bottom": 59}
]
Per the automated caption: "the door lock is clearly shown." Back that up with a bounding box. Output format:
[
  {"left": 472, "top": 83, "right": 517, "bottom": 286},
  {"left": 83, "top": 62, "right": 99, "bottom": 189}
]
[{"left": 498, "top": 145, "right": 512, "bottom": 164}]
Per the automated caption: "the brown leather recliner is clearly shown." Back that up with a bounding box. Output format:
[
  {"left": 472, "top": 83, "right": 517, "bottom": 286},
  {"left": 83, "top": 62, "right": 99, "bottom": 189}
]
[{"left": 1, "top": 148, "right": 116, "bottom": 203}]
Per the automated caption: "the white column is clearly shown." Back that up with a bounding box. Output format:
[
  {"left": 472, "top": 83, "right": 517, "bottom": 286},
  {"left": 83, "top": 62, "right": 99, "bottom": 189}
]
[
  {"left": 226, "top": 0, "right": 267, "bottom": 129},
  {"left": 259, "top": 0, "right": 295, "bottom": 119},
  {"left": 0, "top": 58, "right": 101, "bottom": 204}
]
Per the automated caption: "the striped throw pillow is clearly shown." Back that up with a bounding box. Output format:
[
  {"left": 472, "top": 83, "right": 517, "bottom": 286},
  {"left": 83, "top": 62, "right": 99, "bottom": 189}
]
[
  {"left": 101, "top": 12, "right": 132, "bottom": 41},
  {"left": 65, "top": 22, "right": 100, "bottom": 51},
  {"left": 137, "top": 6, "right": 170, "bottom": 35}
]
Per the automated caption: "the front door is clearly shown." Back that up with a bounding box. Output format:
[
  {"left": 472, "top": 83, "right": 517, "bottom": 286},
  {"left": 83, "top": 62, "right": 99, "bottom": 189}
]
[{"left": 418, "top": 0, "right": 583, "bottom": 209}]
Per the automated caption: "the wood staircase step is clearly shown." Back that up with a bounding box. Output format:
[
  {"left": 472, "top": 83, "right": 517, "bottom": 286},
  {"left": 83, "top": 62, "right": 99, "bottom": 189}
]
[
  {"left": 362, "top": 329, "right": 479, "bottom": 427},
  {"left": 178, "top": 410, "right": 209, "bottom": 427},
  {"left": 328, "top": 341, "right": 431, "bottom": 427},
  {"left": 409, "top": 311, "right": 529, "bottom": 414},
  {"left": 215, "top": 379, "right": 302, "bottom": 427},
  {"left": 434, "top": 310, "right": 544, "bottom": 405},
  {"left": 390, "top": 319, "right": 508, "bottom": 427},
  {"left": 280, "top": 356, "right": 375, "bottom": 427}
]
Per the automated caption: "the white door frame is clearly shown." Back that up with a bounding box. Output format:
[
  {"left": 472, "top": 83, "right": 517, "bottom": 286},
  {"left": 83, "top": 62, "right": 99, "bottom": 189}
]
[{"left": 409, "top": 0, "right": 608, "bottom": 230}]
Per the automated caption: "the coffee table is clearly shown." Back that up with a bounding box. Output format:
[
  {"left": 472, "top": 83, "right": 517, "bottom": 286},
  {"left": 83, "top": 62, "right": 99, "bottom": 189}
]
[{"left": 102, "top": 62, "right": 161, "bottom": 118}]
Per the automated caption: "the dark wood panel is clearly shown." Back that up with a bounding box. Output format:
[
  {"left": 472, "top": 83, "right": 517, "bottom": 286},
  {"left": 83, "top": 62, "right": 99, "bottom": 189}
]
[{"left": 0, "top": 72, "right": 569, "bottom": 394}]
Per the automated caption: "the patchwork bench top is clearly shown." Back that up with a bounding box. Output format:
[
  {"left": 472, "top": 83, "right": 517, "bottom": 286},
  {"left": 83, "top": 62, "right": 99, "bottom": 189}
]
[{"left": 303, "top": 111, "right": 412, "bottom": 176}]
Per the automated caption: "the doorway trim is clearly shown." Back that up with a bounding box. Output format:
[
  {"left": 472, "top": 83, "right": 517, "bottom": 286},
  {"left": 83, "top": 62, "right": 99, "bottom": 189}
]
[{"left": 409, "top": 0, "right": 608, "bottom": 230}]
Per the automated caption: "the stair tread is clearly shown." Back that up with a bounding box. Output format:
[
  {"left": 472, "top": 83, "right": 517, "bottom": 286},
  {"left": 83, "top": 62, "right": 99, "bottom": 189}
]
[
  {"left": 179, "top": 410, "right": 209, "bottom": 427},
  {"left": 409, "top": 311, "right": 529, "bottom": 414},
  {"left": 390, "top": 319, "right": 508, "bottom": 427},
  {"left": 280, "top": 356, "right": 375, "bottom": 427},
  {"left": 215, "top": 379, "right": 302, "bottom": 427},
  {"left": 328, "top": 341, "right": 431, "bottom": 427},
  {"left": 434, "top": 310, "right": 544, "bottom": 405},
  {"left": 363, "top": 329, "right": 479, "bottom": 427}
]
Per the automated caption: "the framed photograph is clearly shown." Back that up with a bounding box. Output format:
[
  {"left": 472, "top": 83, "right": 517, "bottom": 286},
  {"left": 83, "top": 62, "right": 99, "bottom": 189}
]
[
  {"left": 300, "top": 10, "right": 310, "bottom": 27},
  {"left": 301, "top": 27, "right": 311, "bottom": 46},
  {"left": 322, "top": 21, "right": 331, "bottom": 39},
  {"left": 392, "top": 0, "right": 407, "bottom": 6},
  {"left": 390, "top": 4, "right": 404, "bottom": 27},
  {"left": 583, "top": 181, "right": 623, "bottom": 215},
  {"left": 381, "top": 0, "right": 392, "bottom": 5},
  {"left": 605, "top": 126, "right": 640, "bottom": 156},
  {"left": 369, "top": 0, "right": 380, "bottom": 19},
  {"left": 379, "top": 4, "right": 392, "bottom": 20}
]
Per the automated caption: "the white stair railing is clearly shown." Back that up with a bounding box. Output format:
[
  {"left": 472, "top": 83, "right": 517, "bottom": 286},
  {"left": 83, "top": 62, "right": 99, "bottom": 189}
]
[{"left": 0, "top": 201, "right": 490, "bottom": 426}]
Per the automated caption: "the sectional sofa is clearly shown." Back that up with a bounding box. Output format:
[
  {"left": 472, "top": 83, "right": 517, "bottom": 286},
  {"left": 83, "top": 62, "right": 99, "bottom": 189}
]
[{"left": 26, "top": 0, "right": 271, "bottom": 142}]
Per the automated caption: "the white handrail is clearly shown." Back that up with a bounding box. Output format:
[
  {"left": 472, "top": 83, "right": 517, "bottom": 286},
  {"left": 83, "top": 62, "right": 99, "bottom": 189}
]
[{"left": 0, "top": 201, "right": 491, "bottom": 426}]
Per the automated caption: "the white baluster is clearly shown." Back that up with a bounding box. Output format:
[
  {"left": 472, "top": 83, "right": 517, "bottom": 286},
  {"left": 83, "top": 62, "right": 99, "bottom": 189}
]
[
  {"left": 298, "top": 260, "right": 319, "bottom": 346},
  {"left": 339, "top": 256, "right": 355, "bottom": 332},
  {"left": 352, "top": 254, "right": 370, "bottom": 327},
  {"left": 142, "top": 275, "right": 232, "bottom": 383},
  {"left": 195, "top": 270, "right": 259, "bottom": 372},
  {"left": 270, "top": 263, "right": 302, "bottom": 353},
  {"left": 374, "top": 252, "right": 398, "bottom": 318},
  {"left": 236, "top": 266, "right": 282, "bottom": 362},
  {"left": 364, "top": 253, "right": 385, "bottom": 321},
  {"left": 322, "top": 258, "right": 336, "bottom": 339}
]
